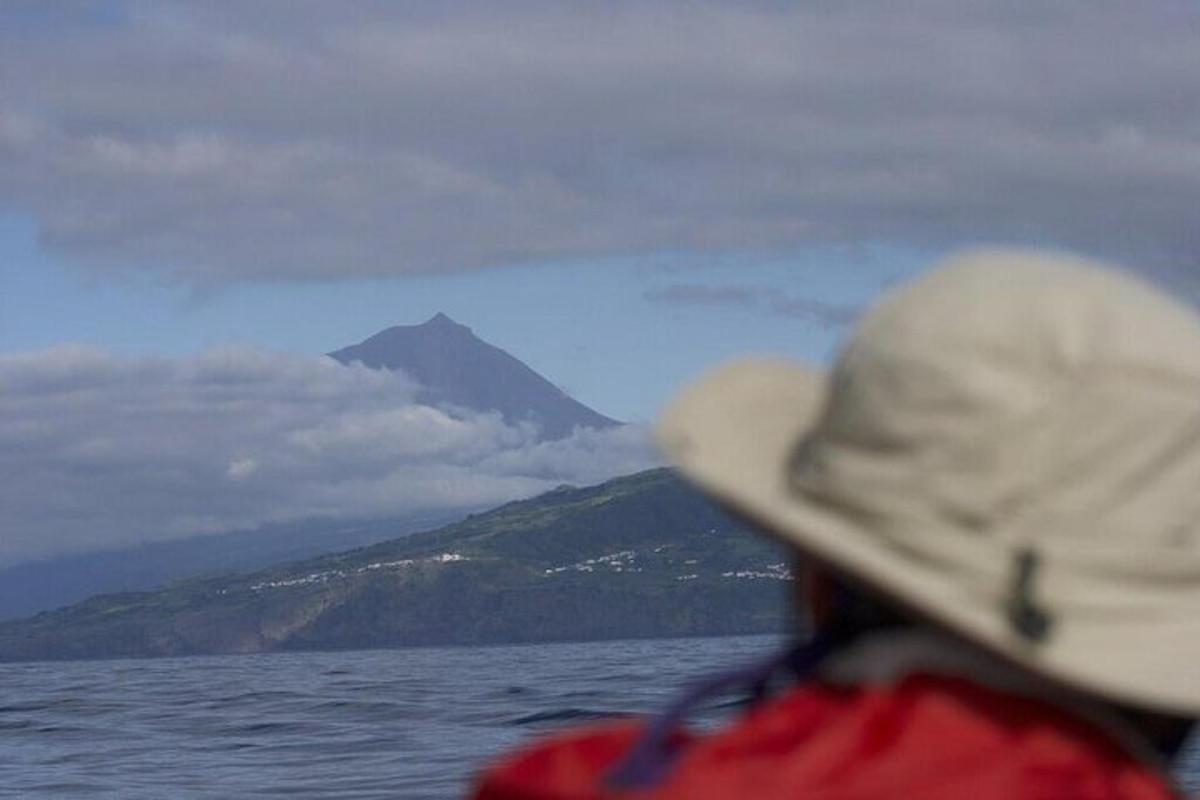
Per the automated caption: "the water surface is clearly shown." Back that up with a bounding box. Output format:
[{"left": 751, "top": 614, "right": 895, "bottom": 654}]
[{"left": 2, "top": 635, "right": 1196, "bottom": 798}]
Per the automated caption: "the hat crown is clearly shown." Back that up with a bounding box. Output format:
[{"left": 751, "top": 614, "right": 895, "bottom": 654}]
[{"left": 798, "top": 250, "right": 1200, "bottom": 558}]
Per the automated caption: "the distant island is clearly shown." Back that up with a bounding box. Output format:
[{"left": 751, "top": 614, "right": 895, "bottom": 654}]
[
  {"left": 0, "top": 312, "right": 622, "bottom": 621},
  {"left": 0, "top": 469, "right": 796, "bottom": 663}
]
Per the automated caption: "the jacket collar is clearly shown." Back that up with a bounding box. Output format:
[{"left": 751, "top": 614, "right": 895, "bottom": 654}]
[{"left": 818, "top": 628, "right": 1184, "bottom": 785}]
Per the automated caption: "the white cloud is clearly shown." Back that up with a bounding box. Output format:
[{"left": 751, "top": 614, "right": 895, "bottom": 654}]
[
  {"left": 226, "top": 457, "right": 259, "bottom": 480},
  {"left": 1, "top": 1, "right": 1197, "bottom": 285},
  {"left": 0, "top": 346, "right": 660, "bottom": 567}
]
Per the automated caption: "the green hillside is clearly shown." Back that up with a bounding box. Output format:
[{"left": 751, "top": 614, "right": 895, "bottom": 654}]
[{"left": 0, "top": 469, "right": 797, "bottom": 662}]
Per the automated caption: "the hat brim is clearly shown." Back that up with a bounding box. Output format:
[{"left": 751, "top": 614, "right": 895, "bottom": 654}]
[{"left": 659, "top": 358, "right": 1200, "bottom": 715}]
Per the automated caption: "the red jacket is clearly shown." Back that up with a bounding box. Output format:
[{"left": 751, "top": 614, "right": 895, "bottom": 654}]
[{"left": 471, "top": 673, "right": 1181, "bottom": 800}]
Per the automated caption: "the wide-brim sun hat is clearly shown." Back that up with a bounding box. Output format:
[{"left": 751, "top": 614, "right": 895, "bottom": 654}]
[{"left": 659, "top": 249, "right": 1200, "bottom": 715}]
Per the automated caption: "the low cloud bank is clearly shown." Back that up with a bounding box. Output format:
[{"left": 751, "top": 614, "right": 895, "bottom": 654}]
[{"left": 0, "top": 346, "right": 660, "bottom": 567}]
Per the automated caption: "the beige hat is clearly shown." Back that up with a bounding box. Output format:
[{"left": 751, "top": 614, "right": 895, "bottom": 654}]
[{"left": 659, "top": 249, "right": 1200, "bottom": 715}]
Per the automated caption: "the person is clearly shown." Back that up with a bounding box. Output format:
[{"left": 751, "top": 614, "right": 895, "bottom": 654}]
[{"left": 471, "top": 250, "right": 1199, "bottom": 799}]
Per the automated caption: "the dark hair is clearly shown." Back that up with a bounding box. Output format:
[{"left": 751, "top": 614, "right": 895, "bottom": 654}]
[{"left": 816, "top": 569, "right": 911, "bottom": 646}]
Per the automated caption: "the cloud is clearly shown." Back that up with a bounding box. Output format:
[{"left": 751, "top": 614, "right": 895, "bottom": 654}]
[
  {"left": 0, "top": 345, "right": 660, "bottom": 567},
  {"left": 767, "top": 296, "right": 858, "bottom": 328},
  {"left": 643, "top": 285, "right": 761, "bottom": 308},
  {"left": 1, "top": 1, "right": 1198, "bottom": 284},
  {"left": 645, "top": 283, "right": 857, "bottom": 328}
]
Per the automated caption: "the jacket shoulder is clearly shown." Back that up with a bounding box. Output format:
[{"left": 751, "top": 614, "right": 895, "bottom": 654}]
[{"left": 471, "top": 678, "right": 1180, "bottom": 799}]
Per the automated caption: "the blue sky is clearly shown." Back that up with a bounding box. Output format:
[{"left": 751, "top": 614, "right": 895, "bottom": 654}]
[{"left": 1, "top": 213, "right": 930, "bottom": 422}]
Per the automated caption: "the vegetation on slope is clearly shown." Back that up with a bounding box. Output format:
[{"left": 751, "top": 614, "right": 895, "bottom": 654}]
[{"left": 0, "top": 469, "right": 796, "bottom": 662}]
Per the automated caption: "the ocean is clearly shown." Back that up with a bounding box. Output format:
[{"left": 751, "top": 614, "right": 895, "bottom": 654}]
[{"left": 2, "top": 635, "right": 1197, "bottom": 799}]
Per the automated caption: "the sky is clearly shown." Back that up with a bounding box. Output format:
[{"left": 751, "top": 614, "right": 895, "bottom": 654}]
[{"left": 2, "top": 0, "right": 1199, "bottom": 566}]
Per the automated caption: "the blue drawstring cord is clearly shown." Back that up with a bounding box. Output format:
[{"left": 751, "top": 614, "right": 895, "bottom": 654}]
[{"left": 605, "top": 633, "right": 835, "bottom": 790}]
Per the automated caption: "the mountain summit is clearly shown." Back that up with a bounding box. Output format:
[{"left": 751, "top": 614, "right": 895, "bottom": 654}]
[{"left": 329, "top": 314, "right": 619, "bottom": 439}]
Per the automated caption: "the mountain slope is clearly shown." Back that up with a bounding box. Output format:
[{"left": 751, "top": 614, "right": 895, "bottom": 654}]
[
  {"left": 329, "top": 313, "right": 619, "bottom": 439},
  {"left": 0, "top": 470, "right": 795, "bottom": 662},
  {"left": 0, "top": 509, "right": 463, "bottom": 621}
]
